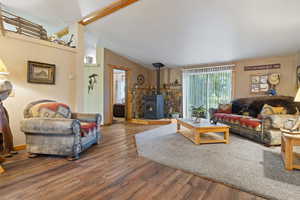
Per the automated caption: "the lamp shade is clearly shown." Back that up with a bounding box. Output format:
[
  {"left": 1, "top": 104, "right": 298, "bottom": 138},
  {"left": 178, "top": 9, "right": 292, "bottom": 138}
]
[
  {"left": 0, "top": 59, "right": 9, "bottom": 76},
  {"left": 295, "top": 88, "right": 300, "bottom": 102}
]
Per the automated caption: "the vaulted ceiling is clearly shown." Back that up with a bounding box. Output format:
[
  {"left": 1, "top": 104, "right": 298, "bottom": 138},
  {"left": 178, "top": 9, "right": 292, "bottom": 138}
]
[{"left": 1, "top": 0, "right": 300, "bottom": 67}]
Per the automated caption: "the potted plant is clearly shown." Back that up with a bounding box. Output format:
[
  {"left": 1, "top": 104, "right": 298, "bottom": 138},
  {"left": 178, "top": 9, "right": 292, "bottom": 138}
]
[
  {"left": 171, "top": 112, "right": 181, "bottom": 119},
  {"left": 190, "top": 105, "right": 206, "bottom": 123}
]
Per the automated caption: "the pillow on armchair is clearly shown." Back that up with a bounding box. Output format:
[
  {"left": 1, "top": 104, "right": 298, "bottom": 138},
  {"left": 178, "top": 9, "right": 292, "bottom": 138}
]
[{"left": 29, "top": 102, "right": 71, "bottom": 118}]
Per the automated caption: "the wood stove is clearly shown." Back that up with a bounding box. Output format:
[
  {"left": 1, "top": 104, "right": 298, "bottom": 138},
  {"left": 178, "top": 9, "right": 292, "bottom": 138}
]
[{"left": 143, "top": 63, "right": 165, "bottom": 119}]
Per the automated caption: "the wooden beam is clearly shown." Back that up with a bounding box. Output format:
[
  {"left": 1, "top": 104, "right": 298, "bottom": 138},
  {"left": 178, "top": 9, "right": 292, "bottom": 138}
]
[{"left": 79, "top": 0, "right": 139, "bottom": 25}]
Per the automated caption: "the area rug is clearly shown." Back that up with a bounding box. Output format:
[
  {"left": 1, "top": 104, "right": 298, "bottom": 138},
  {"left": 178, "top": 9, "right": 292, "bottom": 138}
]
[{"left": 135, "top": 124, "right": 300, "bottom": 200}]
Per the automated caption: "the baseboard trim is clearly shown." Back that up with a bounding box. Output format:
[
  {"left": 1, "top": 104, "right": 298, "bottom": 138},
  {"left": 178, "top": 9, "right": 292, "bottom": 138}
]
[{"left": 14, "top": 144, "right": 26, "bottom": 151}]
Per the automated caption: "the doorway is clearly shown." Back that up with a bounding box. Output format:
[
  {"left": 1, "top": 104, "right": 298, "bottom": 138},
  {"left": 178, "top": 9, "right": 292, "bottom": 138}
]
[{"left": 112, "top": 68, "right": 126, "bottom": 123}]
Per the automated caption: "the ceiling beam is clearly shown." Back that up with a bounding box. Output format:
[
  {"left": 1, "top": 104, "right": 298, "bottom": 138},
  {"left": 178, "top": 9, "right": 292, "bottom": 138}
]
[{"left": 79, "top": 0, "right": 139, "bottom": 26}]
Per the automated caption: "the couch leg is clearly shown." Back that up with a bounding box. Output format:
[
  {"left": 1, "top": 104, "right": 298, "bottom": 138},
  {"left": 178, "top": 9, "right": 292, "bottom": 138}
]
[
  {"left": 28, "top": 153, "right": 38, "bottom": 158},
  {"left": 67, "top": 154, "right": 80, "bottom": 161}
]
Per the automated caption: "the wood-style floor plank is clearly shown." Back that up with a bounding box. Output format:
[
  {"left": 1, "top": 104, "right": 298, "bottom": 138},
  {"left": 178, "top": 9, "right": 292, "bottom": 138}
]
[{"left": 0, "top": 122, "right": 265, "bottom": 200}]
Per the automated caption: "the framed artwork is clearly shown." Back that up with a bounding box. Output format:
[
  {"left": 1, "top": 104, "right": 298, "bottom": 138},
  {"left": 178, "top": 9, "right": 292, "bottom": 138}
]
[
  {"left": 27, "top": 61, "right": 56, "bottom": 84},
  {"left": 250, "top": 74, "right": 270, "bottom": 94},
  {"left": 260, "top": 75, "right": 268, "bottom": 84}
]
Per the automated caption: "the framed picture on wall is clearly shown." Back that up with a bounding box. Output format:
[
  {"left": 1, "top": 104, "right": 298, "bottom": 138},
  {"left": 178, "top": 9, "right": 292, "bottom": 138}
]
[
  {"left": 250, "top": 74, "right": 270, "bottom": 94},
  {"left": 260, "top": 75, "right": 268, "bottom": 84},
  {"left": 27, "top": 61, "right": 56, "bottom": 84},
  {"left": 251, "top": 76, "right": 260, "bottom": 84}
]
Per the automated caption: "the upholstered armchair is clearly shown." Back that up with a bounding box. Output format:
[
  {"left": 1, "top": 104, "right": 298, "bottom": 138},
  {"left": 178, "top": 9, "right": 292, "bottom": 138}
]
[{"left": 20, "top": 100, "right": 102, "bottom": 160}]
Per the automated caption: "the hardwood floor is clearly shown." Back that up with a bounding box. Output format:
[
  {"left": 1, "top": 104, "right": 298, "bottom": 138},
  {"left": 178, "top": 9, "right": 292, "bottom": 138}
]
[{"left": 0, "top": 123, "right": 265, "bottom": 200}]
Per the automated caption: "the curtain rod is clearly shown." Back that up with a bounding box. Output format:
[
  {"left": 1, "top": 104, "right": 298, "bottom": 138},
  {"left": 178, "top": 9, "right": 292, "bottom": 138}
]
[{"left": 182, "top": 64, "right": 235, "bottom": 71}]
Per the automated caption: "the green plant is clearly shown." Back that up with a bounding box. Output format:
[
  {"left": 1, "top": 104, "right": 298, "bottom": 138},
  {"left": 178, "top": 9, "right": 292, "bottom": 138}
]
[
  {"left": 191, "top": 105, "right": 206, "bottom": 118},
  {"left": 171, "top": 112, "right": 181, "bottom": 115}
]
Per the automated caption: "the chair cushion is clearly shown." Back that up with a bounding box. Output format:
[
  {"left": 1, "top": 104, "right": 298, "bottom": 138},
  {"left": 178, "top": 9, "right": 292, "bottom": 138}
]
[
  {"left": 30, "top": 102, "right": 71, "bottom": 118},
  {"left": 80, "top": 122, "right": 97, "bottom": 137},
  {"left": 214, "top": 113, "right": 261, "bottom": 130}
]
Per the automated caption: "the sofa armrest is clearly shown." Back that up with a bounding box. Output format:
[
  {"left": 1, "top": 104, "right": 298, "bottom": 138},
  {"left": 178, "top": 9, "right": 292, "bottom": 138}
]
[
  {"left": 71, "top": 113, "right": 101, "bottom": 125},
  {"left": 262, "top": 114, "right": 298, "bottom": 130},
  {"left": 21, "top": 118, "right": 80, "bottom": 135}
]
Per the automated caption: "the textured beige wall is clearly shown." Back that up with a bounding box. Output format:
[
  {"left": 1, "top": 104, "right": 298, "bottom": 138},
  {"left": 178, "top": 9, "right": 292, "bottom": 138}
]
[
  {"left": 103, "top": 49, "right": 153, "bottom": 124},
  {"left": 161, "top": 54, "right": 298, "bottom": 99},
  {"left": 233, "top": 55, "right": 297, "bottom": 98},
  {"left": 0, "top": 32, "right": 77, "bottom": 145}
]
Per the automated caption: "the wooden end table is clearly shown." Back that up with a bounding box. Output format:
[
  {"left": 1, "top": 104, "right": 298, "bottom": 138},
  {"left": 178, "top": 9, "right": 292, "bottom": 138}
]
[
  {"left": 177, "top": 118, "right": 230, "bottom": 145},
  {"left": 280, "top": 129, "right": 300, "bottom": 171},
  {"left": 0, "top": 157, "right": 4, "bottom": 174}
]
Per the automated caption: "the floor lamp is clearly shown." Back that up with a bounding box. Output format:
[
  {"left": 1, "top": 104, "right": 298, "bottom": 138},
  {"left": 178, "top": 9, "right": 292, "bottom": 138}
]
[{"left": 0, "top": 58, "right": 14, "bottom": 173}]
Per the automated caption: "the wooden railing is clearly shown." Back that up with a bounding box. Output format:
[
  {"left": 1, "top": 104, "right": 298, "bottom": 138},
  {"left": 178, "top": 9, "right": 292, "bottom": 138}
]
[{"left": 0, "top": 7, "right": 47, "bottom": 40}]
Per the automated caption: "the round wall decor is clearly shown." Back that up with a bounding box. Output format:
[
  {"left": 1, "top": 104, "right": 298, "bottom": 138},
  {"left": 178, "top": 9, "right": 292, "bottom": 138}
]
[
  {"left": 137, "top": 74, "right": 145, "bottom": 85},
  {"left": 268, "top": 73, "right": 280, "bottom": 85}
]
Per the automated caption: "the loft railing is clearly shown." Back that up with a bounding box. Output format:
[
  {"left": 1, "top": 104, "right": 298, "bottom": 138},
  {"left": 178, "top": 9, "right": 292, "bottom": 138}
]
[{"left": 0, "top": 7, "right": 47, "bottom": 40}]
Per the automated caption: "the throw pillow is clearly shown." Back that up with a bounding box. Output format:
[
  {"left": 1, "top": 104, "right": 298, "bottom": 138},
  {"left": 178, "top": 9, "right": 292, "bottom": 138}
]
[
  {"left": 260, "top": 104, "right": 287, "bottom": 116},
  {"left": 217, "top": 104, "right": 232, "bottom": 114}
]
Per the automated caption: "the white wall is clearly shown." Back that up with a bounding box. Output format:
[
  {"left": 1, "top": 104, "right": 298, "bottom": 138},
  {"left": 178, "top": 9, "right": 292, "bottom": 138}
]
[{"left": 0, "top": 32, "right": 79, "bottom": 145}]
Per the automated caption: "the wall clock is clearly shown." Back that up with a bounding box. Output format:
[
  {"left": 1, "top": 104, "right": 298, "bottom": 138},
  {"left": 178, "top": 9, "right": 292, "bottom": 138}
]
[{"left": 137, "top": 74, "right": 145, "bottom": 85}]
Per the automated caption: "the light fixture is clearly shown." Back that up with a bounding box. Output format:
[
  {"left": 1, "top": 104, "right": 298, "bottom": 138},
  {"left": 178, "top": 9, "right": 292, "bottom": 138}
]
[
  {"left": 0, "top": 59, "right": 9, "bottom": 77},
  {"left": 294, "top": 88, "right": 300, "bottom": 102}
]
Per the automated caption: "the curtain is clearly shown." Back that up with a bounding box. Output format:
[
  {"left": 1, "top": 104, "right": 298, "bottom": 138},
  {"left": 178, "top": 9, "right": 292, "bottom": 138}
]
[{"left": 183, "top": 65, "right": 234, "bottom": 118}]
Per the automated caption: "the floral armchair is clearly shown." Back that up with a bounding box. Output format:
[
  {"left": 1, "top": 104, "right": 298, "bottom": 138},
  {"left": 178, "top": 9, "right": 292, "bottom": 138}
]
[{"left": 20, "top": 100, "right": 102, "bottom": 160}]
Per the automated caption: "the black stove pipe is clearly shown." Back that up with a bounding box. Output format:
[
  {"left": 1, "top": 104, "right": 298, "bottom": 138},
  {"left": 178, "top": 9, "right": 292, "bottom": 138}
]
[{"left": 152, "top": 63, "right": 165, "bottom": 94}]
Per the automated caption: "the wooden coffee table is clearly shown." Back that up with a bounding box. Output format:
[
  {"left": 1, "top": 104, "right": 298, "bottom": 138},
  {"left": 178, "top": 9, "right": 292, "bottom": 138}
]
[{"left": 176, "top": 118, "right": 230, "bottom": 145}]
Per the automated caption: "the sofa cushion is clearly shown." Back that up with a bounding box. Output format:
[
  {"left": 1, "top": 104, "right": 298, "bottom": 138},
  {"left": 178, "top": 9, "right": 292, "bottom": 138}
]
[
  {"left": 239, "top": 117, "right": 261, "bottom": 128},
  {"left": 217, "top": 104, "right": 232, "bottom": 114},
  {"left": 214, "top": 113, "right": 227, "bottom": 121},
  {"left": 226, "top": 114, "right": 243, "bottom": 123},
  {"left": 31, "top": 102, "right": 71, "bottom": 118},
  {"left": 261, "top": 104, "right": 287, "bottom": 116},
  {"left": 80, "top": 122, "right": 97, "bottom": 137}
]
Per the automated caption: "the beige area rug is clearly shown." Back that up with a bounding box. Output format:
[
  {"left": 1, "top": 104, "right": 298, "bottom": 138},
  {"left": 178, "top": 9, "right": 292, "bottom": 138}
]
[{"left": 135, "top": 124, "right": 300, "bottom": 200}]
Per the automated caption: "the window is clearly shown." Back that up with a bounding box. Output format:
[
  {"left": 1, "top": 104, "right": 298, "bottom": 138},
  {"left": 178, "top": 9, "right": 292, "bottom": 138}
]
[
  {"left": 113, "top": 69, "right": 126, "bottom": 104},
  {"left": 182, "top": 65, "right": 234, "bottom": 118}
]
